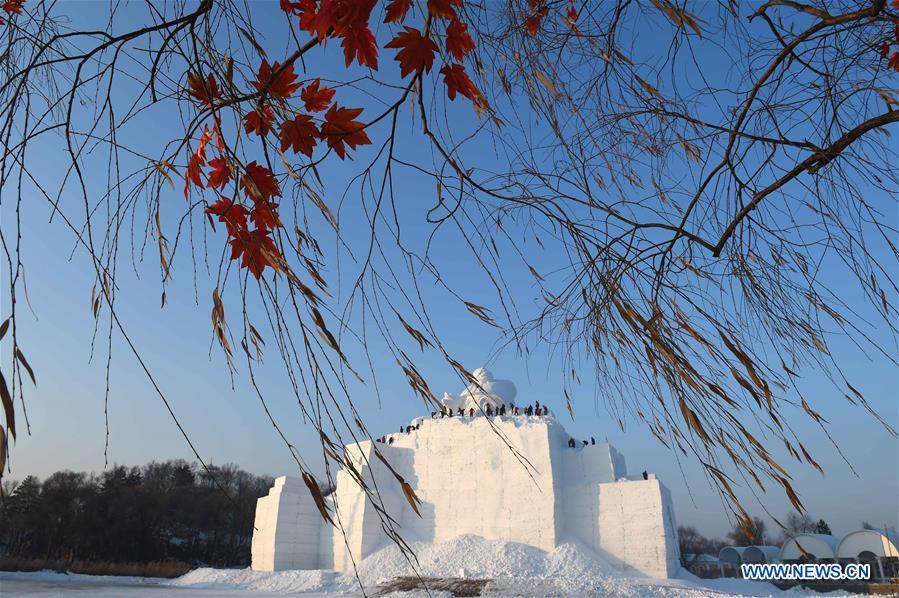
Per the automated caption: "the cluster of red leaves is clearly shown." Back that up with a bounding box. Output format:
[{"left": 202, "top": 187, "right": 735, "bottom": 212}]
[
  {"left": 525, "top": 0, "right": 549, "bottom": 36},
  {"left": 879, "top": 2, "right": 899, "bottom": 72},
  {"left": 280, "top": 0, "right": 483, "bottom": 108},
  {"left": 205, "top": 160, "right": 283, "bottom": 279},
  {"left": 524, "top": 0, "right": 579, "bottom": 36},
  {"left": 281, "top": 0, "right": 379, "bottom": 67},
  {"left": 1, "top": 0, "right": 24, "bottom": 24},
  {"left": 194, "top": 72, "right": 367, "bottom": 277},
  {"left": 187, "top": 72, "right": 221, "bottom": 108},
  {"left": 191, "top": 0, "right": 489, "bottom": 279},
  {"left": 565, "top": 0, "right": 580, "bottom": 36}
]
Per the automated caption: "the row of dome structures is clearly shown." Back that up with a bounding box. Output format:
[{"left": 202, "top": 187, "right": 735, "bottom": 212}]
[{"left": 708, "top": 530, "right": 899, "bottom": 579}]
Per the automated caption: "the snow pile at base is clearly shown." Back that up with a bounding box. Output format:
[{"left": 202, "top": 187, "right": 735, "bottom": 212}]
[
  {"left": 170, "top": 567, "right": 344, "bottom": 594},
  {"left": 170, "top": 534, "right": 801, "bottom": 596}
]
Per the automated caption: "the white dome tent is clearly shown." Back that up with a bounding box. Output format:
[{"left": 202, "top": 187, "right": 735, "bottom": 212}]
[
  {"left": 779, "top": 534, "right": 839, "bottom": 563},
  {"left": 742, "top": 545, "right": 780, "bottom": 564},
  {"left": 836, "top": 529, "right": 899, "bottom": 580},
  {"left": 717, "top": 546, "right": 746, "bottom": 566}
]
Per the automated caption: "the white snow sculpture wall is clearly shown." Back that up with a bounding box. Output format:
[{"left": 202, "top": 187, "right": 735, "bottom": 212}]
[
  {"left": 252, "top": 377, "right": 681, "bottom": 579},
  {"left": 251, "top": 476, "right": 322, "bottom": 571}
]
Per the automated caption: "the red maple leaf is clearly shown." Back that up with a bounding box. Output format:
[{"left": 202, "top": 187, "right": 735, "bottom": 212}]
[
  {"left": 279, "top": 114, "right": 320, "bottom": 157},
  {"left": 195, "top": 125, "right": 212, "bottom": 165},
  {"left": 427, "top": 0, "right": 461, "bottom": 19},
  {"left": 206, "top": 197, "right": 249, "bottom": 235},
  {"left": 890, "top": 51, "right": 899, "bottom": 72},
  {"left": 207, "top": 157, "right": 232, "bottom": 189},
  {"left": 184, "top": 154, "right": 205, "bottom": 198},
  {"left": 2, "top": 0, "right": 24, "bottom": 14},
  {"left": 279, "top": 0, "right": 303, "bottom": 14},
  {"left": 445, "top": 18, "right": 475, "bottom": 61},
  {"left": 565, "top": 0, "right": 580, "bottom": 36},
  {"left": 301, "top": 79, "right": 336, "bottom": 112},
  {"left": 244, "top": 105, "right": 276, "bottom": 137},
  {"left": 384, "top": 0, "right": 412, "bottom": 23},
  {"left": 292, "top": 0, "right": 317, "bottom": 33},
  {"left": 187, "top": 72, "right": 221, "bottom": 108},
  {"left": 314, "top": 0, "right": 377, "bottom": 39},
  {"left": 341, "top": 25, "right": 379, "bottom": 68},
  {"left": 385, "top": 27, "right": 439, "bottom": 77},
  {"left": 525, "top": 0, "right": 548, "bottom": 36},
  {"left": 440, "top": 63, "right": 483, "bottom": 104},
  {"left": 253, "top": 60, "right": 302, "bottom": 99},
  {"left": 321, "top": 105, "right": 371, "bottom": 159},
  {"left": 882, "top": 43, "right": 892, "bottom": 59},
  {"left": 250, "top": 200, "right": 283, "bottom": 230},
  {"left": 240, "top": 161, "right": 281, "bottom": 202},
  {"left": 229, "top": 228, "right": 280, "bottom": 279}
]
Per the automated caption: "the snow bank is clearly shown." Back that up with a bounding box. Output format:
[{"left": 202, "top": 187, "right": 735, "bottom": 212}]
[
  {"left": 173, "top": 534, "right": 793, "bottom": 596},
  {"left": 170, "top": 567, "right": 346, "bottom": 593}
]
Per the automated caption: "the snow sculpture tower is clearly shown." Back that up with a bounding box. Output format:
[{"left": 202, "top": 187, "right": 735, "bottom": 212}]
[{"left": 252, "top": 370, "right": 681, "bottom": 578}]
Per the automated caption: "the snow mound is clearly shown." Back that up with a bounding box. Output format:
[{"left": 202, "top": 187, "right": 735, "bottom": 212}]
[
  {"left": 169, "top": 534, "right": 799, "bottom": 596},
  {"left": 170, "top": 567, "right": 346, "bottom": 593}
]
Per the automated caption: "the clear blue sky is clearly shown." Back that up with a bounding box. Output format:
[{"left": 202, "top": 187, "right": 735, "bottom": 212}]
[{"left": 2, "top": 1, "right": 896, "bottom": 542}]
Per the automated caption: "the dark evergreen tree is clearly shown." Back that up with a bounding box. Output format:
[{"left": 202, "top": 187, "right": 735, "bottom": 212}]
[
  {"left": 815, "top": 519, "right": 832, "bottom": 535},
  {"left": 0, "top": 462, "right": 272, "bottom": 567}
]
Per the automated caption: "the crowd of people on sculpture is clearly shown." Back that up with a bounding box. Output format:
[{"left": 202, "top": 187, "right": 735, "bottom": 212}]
[{"left": 374, "top": 401, "right": 605, "bottom": 448}]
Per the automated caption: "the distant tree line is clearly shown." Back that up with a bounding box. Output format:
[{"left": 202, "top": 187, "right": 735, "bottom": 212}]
[{"left": 0, "top": 461, "right": 272, "bottom": 567}]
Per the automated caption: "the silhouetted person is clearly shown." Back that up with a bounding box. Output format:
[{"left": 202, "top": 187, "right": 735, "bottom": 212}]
[
  {"left": 388, "top": 437, "right": 394, "bottom": 444},
  {"left": 499, "top": 404, "right": 506, "bottom": 416},
  {"left": 486, "top": 404, "right": 493, "bottom": 416},
  {"left": 535, "top": 401, "right": 541, "bottom": 415},
  {"left": 513, "top": 406, "right": 519, "bottom": 415},
  {"left": 543, "top": 406, "right": 549, "bottom": 415},
  {"left": 469, "top": 407, "right": 474, "bottom": 417},
  {"left": 582, "top": 440, "right": 588, "bottom": 446},
  {"left": 458, "top": 407, "right": 464, "bottom": 416},
  {"left": 568, "top": 438, "right": 576, "bottom": 448},
  {"left": 527, "top": 406, "right": 534, "bottom": 416},
  {"left": 591, "top": 437, "right": 595, "bottom": 445},
  {"left": 642, "top": 470, "right": 648, "bottom": 480}
]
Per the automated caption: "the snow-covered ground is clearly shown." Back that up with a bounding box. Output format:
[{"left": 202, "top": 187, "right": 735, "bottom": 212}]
[{"left": 0, "top": 535, "right": 862, "bottom": 596}]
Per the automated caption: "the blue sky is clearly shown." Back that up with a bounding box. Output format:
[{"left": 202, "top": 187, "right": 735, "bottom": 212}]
[{"left": 2, "top": 1, "right": 897, "bottom": 541}]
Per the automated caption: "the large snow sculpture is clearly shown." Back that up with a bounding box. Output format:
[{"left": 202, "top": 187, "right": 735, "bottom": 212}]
[
  {"left": 439, "top": 367, "right": 517, "bottom": 412},
  {"left": 252, "top": 371, "right": 681, "bottom": 578}
]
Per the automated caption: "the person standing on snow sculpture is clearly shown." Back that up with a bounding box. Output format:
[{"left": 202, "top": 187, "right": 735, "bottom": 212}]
[
  {"left": 642, "top": 470, "right": 648, "bottom": 480},
  {"left": 486, "top": 404, "right": 493, "bottom": 416},
  {"left": 469, "top": 407, "right": 474, "bottom": 417},
  {"left": 457, "top": 407, "right": 464, "bottom": 416},
  {"left": 568, "top": 438, "right": 576, "bottom": 448},
  {"left": 591, "top": 437, "right": 596, "bottom": 445},
  {"left": 499, "top": 404, "right": 506, "bottom": 416},
  {"left": 535, "top": 401, "right": 541, "bottom": 415}
]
